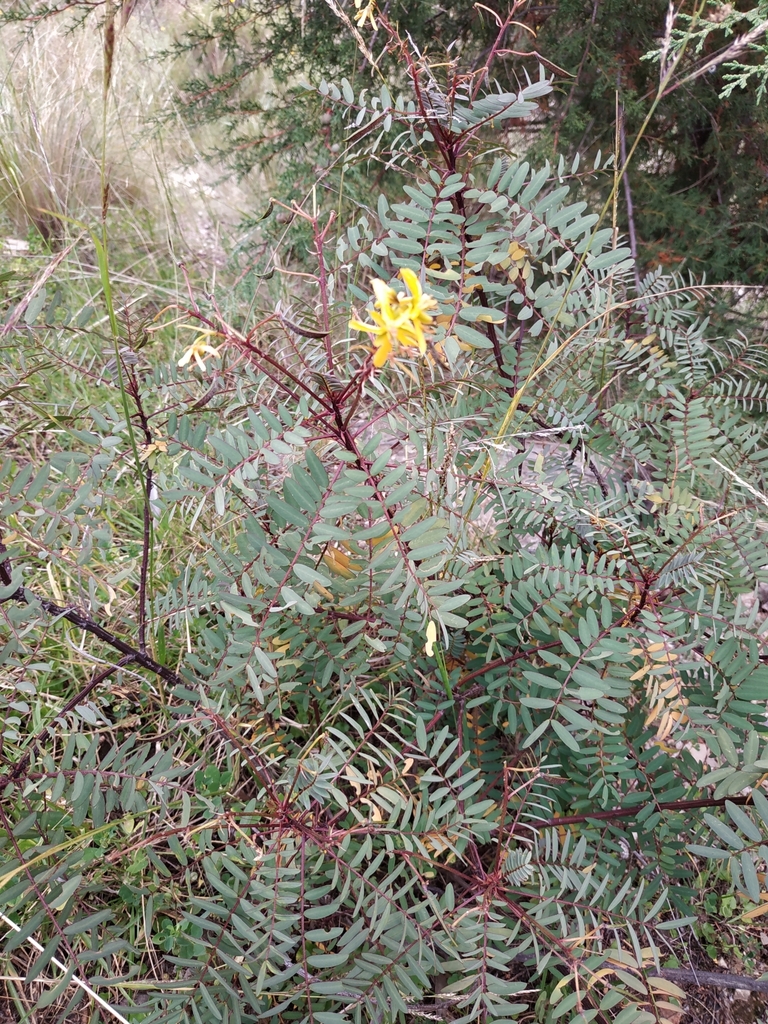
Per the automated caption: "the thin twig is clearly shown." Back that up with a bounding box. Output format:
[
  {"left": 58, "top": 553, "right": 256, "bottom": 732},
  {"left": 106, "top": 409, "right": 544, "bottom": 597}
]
[
  {"left": 7, "top": 658, "right": 131, "bottom": 781},
  {"left": 0, "top": 531, "right": 180, "bottom": 687},
  {"left": 139, "top": 466, "right": 152, "bottom": 655},
  {"left": 618, "top": 103, "right": 642, "bottom": 294},
  {"left": 539, "top": 792, "right": 752, "bottom": 828},
  {"left": 124, "top": 362, "right": 154, "bottom": 655},
  {"left": 312, "top": 211, "right": 336, "bottom": 371},
  {"left": 662, "top": 17, "right": 768, "bottom": 98},
  {"left": 477, "top": 285, "right": 515, "bottom": 397}
]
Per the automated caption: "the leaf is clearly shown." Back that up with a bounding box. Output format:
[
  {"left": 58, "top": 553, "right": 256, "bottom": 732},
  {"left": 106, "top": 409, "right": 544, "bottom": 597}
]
[
  {"left": 703, "top": 814, "right": 744, "bottom": 850},
  {"left": 552, "top": 718, "right": 580, "bottom": 751},
  {"left": 23, "top": 287, "right": 48, "bottom": 326},
  {"left": 740, "top": 851, "right": 761, "bottom": 902},
  {"left": 725, "top": 801, "right": 762, "bottom": 842},
  {"left": 306, "top": 952, "right": 349, "bottom": 967}
]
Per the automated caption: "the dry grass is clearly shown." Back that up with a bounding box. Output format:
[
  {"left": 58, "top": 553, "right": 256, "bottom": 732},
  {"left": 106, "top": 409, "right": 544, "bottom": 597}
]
[{"left": 0, "top": 5, "right": 256, "bottom": 277}]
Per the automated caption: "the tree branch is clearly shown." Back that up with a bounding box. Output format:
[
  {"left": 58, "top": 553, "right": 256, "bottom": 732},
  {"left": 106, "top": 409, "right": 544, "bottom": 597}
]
[{"left": 662, "top": 18, "right": 768, "bottom": 98}]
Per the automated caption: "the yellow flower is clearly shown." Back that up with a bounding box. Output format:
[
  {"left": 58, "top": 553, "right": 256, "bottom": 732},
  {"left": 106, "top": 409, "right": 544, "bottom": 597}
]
[
  {"left": 396, "top": 267, "right": 438, "bottom": 350},
  {"left": 353, "top": 0, "right": 377, "bottom": 30},
  {"left": 349, "top": 268, "right": 437, "bottom": 368},
  {"left": 177, "top": 332, "right": 222, "bottom": 373}
]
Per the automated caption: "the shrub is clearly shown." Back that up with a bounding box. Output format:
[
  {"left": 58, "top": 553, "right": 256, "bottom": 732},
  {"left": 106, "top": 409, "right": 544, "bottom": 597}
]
[{"left": 2, "top": 9, "right": 768, "bottom": 1024}]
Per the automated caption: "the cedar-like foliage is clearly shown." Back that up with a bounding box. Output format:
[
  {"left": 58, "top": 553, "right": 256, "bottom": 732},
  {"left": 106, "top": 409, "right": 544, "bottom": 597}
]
[{"left": 5, "top": 1, "right": 766, "bottom": 281}]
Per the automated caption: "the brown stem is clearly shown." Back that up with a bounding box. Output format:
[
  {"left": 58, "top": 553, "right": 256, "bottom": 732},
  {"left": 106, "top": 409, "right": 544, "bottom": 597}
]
[
  {"left": 457, "top": 642, "right": 563, "bottom": 689},
  {"left": 6, "top": 658, "right": 131, "bottom": 781},
  {"left": 313, "top": 212, "right": 336, "bottom": 371},
  {"left": 0, "top": 531, "right": 181, "bottom": 688},
  {"left": 540, "top": 792, "right": 752, "bottom": 828},
  {"left": 241, "top": 338, "right": 335, "bottom": 412},
  {"left": 513, "top": 320, "right": 524, "bottom": 392},
  {"left": 477, "top": 285, "right": 515, "bottom": 396},
  {"left": 471, "top": 5, "right": 524, "bottom": 99},
  {"left": 205, "top": 711, "right": 278, "bottom": 801},
  {"left": 125, "top": 364, "right": 154, "bottom": 655},
  {"left": 139, "top": 465, "right": 151, "bottom": 654},
  {"left": 619, "top": 103, "right": 642, "bottom": 295}
]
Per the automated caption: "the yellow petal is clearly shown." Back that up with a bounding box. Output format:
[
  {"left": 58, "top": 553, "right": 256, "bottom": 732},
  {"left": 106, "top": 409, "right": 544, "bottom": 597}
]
[
  {"left": 425, "top": 620, "right": 437, "bottom": 656},
  {"left": 398, "top": 266, "right": 421, "bottom": 299},
  {"left": 349, "top": 318, "right": 375, "bottom": 334},
  {"left": 372, "top": 278, "right": 397, "bottom": 306},
  {"left": 369, "top": 310, "right": 389, "bottom": 329},
  {"left": 372, "top": 338, "right": 391, "bottom": 367},
  {"left": 405, "top": 321, "right": 427, "bottom": 352}
]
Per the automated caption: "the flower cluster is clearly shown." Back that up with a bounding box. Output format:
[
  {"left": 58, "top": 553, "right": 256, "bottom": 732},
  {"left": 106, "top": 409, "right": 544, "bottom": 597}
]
[
  {"left": 349, "top": 268, "right": 437, "bottom": 368},
  {"left": 353, "top": 0, "right": 377, "bottom": 30}
]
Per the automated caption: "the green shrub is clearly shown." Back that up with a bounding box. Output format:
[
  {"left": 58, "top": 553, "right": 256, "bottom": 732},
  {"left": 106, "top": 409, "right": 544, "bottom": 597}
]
[{"left": 3, "top": 12, "right": 768, "bottom": 1024}]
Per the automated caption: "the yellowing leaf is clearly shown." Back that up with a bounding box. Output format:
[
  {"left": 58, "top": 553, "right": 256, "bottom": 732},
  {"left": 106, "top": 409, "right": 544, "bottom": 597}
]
[
  {"left": 647, "top": 977, "right": 686, "bottom": 999},
  {"left": 322, "top": 545, "right": 361, "bottom": 578},
  {"left": 360, "top": 798, "right": 383, "bottom": 822},
  {"left": 742, "top": 896, "right": 768, "bottom": 920},
  {"left": 586, "top": 967, "right": 617, "bottom": 990},
  {"left": 344, "top": 765, "right": 363, "bottom": 797}
]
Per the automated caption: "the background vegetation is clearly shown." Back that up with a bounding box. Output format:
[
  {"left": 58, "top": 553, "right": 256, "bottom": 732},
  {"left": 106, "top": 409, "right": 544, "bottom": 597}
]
[{"left": 1, "top": 1, "right": 768, "bottom": 1022}]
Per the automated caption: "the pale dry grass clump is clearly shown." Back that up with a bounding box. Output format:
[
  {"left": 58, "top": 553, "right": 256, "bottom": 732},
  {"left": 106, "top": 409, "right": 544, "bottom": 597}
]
[
  {"left": 0, "top": 21, "right": 105, "bottom": 243},
  {"left": 0, "top": 7, "right": 254, "bottom": 273}
]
